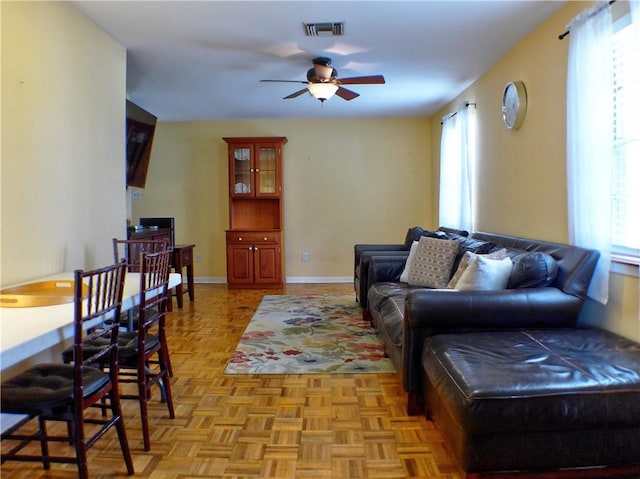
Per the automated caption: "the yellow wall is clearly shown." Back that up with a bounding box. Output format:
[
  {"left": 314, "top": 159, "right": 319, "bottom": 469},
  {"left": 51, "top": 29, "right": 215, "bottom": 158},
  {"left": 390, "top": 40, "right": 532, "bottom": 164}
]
[
  {"left": 1, "top": 1, "right": 127, "bottom": 286},
  {"left": 131, "top": 118, "right": 435, "bottom": 281},
  {"left": 1, "top": 1, "right": 636, "bottom": 342},
  {"left": 431, "top": 2, "right": 639, "bottom": 341}
]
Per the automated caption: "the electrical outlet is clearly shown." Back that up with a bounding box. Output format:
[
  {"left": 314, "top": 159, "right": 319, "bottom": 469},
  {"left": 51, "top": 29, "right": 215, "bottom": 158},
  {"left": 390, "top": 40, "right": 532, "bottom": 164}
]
[
  {"left": 195, "top": 253, "right": 201, "bottom": 263},
  {"left": 131, "top": 190, "right": 142, "bottom": 199},
  {"left": 302, "top": 251, "right": 310, "bottom": 262}
]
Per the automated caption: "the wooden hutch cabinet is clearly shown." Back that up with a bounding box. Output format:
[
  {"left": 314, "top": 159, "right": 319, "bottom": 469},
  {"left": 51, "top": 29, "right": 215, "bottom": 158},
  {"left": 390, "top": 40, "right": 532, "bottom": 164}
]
[{"left": 223, "top": 137, "right": 287, "bottom": 288}]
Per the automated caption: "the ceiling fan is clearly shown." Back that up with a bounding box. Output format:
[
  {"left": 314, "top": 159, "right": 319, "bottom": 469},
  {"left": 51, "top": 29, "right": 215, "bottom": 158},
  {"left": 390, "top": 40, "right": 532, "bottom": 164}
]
[{"left": 260, "top": 57, "right": 385, "bottom": 103}]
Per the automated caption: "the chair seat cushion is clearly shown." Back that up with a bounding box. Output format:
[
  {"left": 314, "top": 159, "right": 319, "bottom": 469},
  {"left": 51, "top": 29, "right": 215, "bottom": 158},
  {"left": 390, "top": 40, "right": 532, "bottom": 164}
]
[
  {"left": 116, "top": 331, "right": 160, "bottom": 357},
  {"left": 119, "top": 307, "right": 159, "bottom": 330},
  {"left": 61, "top": 332, "right": 160, "bottom": 363},
  {"left": 422, "top": 329, "right": 640, "bottom": 435},
  {"left": 1, "top": 363, "right": 108, "bottom": 412}
]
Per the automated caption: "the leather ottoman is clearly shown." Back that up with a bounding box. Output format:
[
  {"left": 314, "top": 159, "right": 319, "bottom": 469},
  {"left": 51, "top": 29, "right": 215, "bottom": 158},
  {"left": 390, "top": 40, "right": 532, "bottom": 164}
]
[{"left": 421, "top": 328, "right": 640, "bottom": 477}]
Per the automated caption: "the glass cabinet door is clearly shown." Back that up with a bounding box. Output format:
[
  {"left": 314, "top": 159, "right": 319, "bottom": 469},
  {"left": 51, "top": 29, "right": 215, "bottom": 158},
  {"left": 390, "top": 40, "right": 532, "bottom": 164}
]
[
  {"left": 257, "top": 146, "right": 277, "bottom": 195},
  {"left": 233, "top": 147, "right": 251, "bottom": 194}
]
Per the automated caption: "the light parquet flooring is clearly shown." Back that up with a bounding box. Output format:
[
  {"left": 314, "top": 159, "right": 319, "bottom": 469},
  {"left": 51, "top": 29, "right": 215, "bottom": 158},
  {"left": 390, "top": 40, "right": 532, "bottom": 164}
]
[{"left": 1, "top": 283, "right": 462, "bottom": 479}]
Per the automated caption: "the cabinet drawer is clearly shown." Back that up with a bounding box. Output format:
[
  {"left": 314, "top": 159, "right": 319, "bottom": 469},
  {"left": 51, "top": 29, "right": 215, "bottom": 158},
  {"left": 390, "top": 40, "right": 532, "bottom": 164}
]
[
  {"left": 177, "top": 248, "right": 192, "bottom": 265},
  {"left": 226, "top": 231, "right": 280, "bottom": 244}
]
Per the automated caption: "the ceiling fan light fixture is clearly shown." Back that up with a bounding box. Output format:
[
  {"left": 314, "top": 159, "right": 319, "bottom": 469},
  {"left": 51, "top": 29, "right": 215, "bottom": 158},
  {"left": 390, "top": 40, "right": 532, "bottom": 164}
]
[
  {"left": 308, "top": 82, "right": 338, "bottom": 102},
  {"left": 314, "top": 63, "right": 334, "bottom": 80}
]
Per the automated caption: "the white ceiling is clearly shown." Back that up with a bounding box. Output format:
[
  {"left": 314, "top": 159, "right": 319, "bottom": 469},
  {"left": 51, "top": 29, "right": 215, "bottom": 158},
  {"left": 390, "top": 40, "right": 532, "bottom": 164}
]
[{"left": 71, "top": 1, "right": 566, "bottom": 121}]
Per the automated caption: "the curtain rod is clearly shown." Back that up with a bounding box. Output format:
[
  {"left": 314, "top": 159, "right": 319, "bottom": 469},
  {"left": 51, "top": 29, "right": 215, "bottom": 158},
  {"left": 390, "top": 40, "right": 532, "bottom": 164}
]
[
  {"left": 440, "top": 101, "right": 476, "bottom": 125},
  {"left": 558, "top": 0, "right": 617, "bottom": 39}
]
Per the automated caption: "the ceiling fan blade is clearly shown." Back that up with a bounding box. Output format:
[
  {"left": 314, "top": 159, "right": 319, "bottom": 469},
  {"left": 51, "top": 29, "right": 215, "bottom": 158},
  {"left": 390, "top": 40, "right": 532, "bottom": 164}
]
[
  {"left": 261, "top": 79, "right": 308, "bottom": 84},
  {"left": 338, "top": 75, "right": 386, "bottom": 85},
  {"left": 335, "top": 87, "right": 360, "bottom": 101},
  {"left": 283, "top": 88, "right": 309, "bottom": 99}
]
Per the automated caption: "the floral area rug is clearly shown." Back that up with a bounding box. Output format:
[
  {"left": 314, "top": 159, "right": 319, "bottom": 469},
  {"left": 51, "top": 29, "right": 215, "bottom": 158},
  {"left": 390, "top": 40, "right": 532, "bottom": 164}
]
[{"left": 224, "top": 294, "right": 396, "bottom": 374}]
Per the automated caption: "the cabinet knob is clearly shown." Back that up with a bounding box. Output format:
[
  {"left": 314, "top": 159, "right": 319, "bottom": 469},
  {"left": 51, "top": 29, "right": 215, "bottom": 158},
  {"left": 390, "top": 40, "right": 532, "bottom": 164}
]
[
  {"left": 263, "top": 237, "right": 268, "bottom": 241},
  {"left": 255, "top": 168, "right": 260, "bottom": 172},
  {"left": 238, "top": 237, "right": 243, "bottom": 241}
]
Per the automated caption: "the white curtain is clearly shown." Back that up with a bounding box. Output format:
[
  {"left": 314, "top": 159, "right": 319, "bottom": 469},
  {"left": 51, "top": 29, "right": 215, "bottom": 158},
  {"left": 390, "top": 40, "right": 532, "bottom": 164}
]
[
  {"left": 439, "top": 104, "right": 474, "bottom": 233},
  {"left": 632, "top": 1, "right": 640, "bottom": 54},
  {"left": 631, "top": 0, "right": 640, "bottom": 325},
  {"left": 566, "top": 1, "right": 614, "bottom": 304}
]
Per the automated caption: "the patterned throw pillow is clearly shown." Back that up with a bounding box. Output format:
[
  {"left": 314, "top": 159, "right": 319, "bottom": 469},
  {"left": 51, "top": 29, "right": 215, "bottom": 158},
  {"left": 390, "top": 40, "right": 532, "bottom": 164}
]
[{"left": 407, "top": 236, "right": 461, "bottom": 288}]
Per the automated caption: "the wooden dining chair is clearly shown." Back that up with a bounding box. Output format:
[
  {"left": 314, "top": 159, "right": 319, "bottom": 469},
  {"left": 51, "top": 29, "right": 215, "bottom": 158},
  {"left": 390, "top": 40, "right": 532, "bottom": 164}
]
[
  {"left": 1, "top": 261, "right": 134, "bottom": 479},
  {"left": 61, "top": 250, "right": 175, "bottom": 451},
  {"left": 112, "top": 237, "right": 174, "bottom": 313},
  {"left": 115, "top": 248, "right": 175, "bottom": 451},
  {"left": 112, "top": 238, "right": 175, "bottom": 377},
  {"left": 112, "top": 237, "right": 170, "bottom": 272}
]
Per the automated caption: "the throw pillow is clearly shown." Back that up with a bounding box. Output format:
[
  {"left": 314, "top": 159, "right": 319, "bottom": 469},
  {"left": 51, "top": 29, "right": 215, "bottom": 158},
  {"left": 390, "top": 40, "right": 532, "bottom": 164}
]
[
  {"left": 448, "top": 234, "right": 499, "bottom": 275},
  {"left": 399, "top": 241, "right": 419, "bottom": 283},
  {"left": 447, "top": 248, "right": 508, "bottom": 289},
  {"left": 403, "top": 227, "right": 433, "bottom": 250},
  {"left": 455, "top": 256, "right": 513, "bottom": 291},
  {"left": 407, "top": 236, "right": 460, "bottom": 289},
  {"left": 403, "top": 227, "right": 454, "bottom": 250},
  {"left": 507, "top": 252, "right": 559, "bottom": 288}
]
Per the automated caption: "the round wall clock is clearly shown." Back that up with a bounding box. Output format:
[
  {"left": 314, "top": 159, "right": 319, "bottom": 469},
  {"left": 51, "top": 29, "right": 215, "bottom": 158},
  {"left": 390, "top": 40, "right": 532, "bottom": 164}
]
[{"left": 501, "top": 81, "right": 527, "bottom": 130}]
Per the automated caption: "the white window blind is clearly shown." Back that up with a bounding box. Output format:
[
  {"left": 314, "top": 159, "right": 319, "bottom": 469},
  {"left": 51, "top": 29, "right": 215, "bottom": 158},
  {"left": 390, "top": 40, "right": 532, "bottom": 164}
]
[{"left": 612, "top": 17, "right": 640, "bottom": 258}]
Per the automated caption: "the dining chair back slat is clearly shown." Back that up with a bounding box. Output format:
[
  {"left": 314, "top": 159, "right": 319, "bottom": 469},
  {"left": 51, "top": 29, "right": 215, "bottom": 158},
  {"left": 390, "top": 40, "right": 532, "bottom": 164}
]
[
  {"left": 112, "top": 238, "right": 170, "bottom": 272},
  {"left": 112, "top": 237, "right": 174, "bottom": 313}
]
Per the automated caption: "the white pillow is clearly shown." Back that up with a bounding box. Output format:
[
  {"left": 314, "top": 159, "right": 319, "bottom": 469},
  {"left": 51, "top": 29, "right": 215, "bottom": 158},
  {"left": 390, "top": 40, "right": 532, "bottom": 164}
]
[
  {"left": 455, "top": 255, "right": 513, "bottom": 291},
  {"left": 407, "top": 236, "right": 460, "bottom": 289},
  {"left": 447, "top": 248, "right": 508, "bottom": 289},
  {"left": 400, "top": 241, "right": 418, "bottom": 283}
]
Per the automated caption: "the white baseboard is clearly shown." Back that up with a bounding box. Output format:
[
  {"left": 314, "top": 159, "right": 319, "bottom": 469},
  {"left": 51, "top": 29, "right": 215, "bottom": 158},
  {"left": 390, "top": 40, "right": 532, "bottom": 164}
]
[
  {"left": 286, "top": 276, "right": 352, "bottom": 284},
  {"left": 194, "top": 277, "right": 227, "bottom": 284},
  {"left": 193, "top": 276, "right": 352, "bottom": 284}
]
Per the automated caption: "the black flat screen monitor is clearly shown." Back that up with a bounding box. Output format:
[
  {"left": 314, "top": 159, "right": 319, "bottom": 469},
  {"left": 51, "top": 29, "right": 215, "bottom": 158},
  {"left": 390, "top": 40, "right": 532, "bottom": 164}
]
[
  {"left": 126, "top": 100, "right": 157, "bottom": 188},
  {"left": 139, "top": 217, "right": 175, "bottom": 246}
]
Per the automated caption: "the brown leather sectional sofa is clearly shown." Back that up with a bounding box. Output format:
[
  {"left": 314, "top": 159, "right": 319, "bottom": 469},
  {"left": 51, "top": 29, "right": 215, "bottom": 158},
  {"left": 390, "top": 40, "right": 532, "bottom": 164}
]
[{"left": 355, "top": 228, "right": 640, "bottom": 476}]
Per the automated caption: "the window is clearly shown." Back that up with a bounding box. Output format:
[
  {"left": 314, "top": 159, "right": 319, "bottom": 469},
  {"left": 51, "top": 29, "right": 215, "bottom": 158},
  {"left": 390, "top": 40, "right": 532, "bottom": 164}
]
[
  {"left": 439, "top": 103, "right": 476, "bottom": 233},
  {"left": 612, "top": 15, "right": 640, "bottom": 261}
]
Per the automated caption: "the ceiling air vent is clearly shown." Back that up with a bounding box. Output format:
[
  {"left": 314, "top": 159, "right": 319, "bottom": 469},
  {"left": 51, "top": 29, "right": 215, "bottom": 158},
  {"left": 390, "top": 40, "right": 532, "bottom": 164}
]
[{"left": 304, "top": 22, "right": 344, "bottom": 37}]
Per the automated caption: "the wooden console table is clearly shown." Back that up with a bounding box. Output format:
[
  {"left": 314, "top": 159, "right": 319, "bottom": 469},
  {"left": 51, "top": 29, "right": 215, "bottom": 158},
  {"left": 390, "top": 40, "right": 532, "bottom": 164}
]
[{"left": 172, "top": 244, "right": 195, "bottom": 308}]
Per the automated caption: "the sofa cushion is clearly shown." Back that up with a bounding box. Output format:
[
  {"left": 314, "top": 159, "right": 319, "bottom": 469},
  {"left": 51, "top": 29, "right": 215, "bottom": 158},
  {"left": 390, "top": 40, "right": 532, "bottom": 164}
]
[
  {"left": 399, "top": 241, "right": 419, "bottom": 283},
  {"left": 455, "top": 235, "right": 498, "bottom": 255},
  {"left": 403, "top": 227, "right": 436, "bottom": 250},
  {"left": 471, "top": 232, "right": 599, "bottom": 299},
  {"left": 403, "top": 226, "right": 468, "bottom": 251},
  {"left": 407, "top": 237, "right": 460, "bottom": 288},
  {"left": 507, "top": 251, "right": 559, "bottom": 289},
  {"left": 377, "top": 294, "right": 407, "bottom": 349},
  {"left": 448, "top": 234, "right": 499, "bottom": 275},
  {"left": 367, "top": 282, "right": 411, "bottom": 319},
  {"left": 455, "top": 256, "right": 513, "bottom": 291},
  {"left": 448, "top": 249, "right": 508, "bottom": 289}
]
